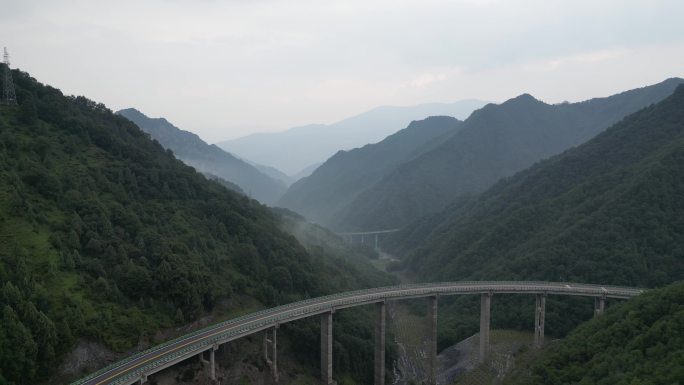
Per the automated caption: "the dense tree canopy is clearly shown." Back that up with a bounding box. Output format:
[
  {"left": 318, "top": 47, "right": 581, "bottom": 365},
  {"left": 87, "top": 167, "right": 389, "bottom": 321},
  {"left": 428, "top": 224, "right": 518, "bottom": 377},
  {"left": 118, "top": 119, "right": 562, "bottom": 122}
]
[
  {"left": 0, "top": 66, "right": 394, "bottom": 385},
  {"left": 335, "top": 78, "right": 684, "bottom": 231},
  {"left": 117, "top": 108, "right": 286, "bottom": 204},
  {"left": 504, "top": 281, "right": 684, "bottom": 385},
  {"left": 386, "top": 85, "right": 684, "bottom": 347}
]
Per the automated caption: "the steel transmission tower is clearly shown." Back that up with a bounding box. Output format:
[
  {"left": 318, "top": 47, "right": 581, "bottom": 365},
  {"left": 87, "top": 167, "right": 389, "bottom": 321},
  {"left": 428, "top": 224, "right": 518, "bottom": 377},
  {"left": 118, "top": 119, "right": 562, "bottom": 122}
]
[{"left": 3, "top": 47, "right": 17, "bottom": 106}]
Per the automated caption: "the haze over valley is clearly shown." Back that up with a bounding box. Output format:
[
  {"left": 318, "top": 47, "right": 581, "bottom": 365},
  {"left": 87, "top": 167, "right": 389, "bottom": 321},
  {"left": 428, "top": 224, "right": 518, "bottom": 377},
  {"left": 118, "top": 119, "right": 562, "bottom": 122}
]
[
  {"left": 279, "top": 78, "right": 684, "bottom": 230},
  {"left": 217, "top": 100, "right": 488, "bottom": 176}
]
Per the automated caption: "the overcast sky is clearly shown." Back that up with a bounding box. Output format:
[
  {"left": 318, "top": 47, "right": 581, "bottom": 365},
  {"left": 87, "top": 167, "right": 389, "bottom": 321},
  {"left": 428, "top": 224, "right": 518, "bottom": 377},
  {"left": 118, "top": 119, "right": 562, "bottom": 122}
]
[{"left": 4, "top": 0, "right": 684, "bottom": 142}]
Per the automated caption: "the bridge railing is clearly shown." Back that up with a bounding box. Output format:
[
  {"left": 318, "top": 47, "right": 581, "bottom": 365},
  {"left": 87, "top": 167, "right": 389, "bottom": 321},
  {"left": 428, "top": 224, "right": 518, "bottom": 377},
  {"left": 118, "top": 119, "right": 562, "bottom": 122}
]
[
  {"left": 71, "top": 284, "right": 393, "bottom": 385},
  {"left": 72, "top": 281, "right": 642, "bottom": 385}
]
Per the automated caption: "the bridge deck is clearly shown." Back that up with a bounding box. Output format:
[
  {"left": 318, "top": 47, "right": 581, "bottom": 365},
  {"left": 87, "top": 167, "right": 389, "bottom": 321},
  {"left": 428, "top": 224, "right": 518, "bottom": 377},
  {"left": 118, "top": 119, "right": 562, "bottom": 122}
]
[
  {"left": 73, "top": 281, "right": 643, "bottom": 385},
  {"left": 337, "top": 229, "right": 400, "bottom": 236}
]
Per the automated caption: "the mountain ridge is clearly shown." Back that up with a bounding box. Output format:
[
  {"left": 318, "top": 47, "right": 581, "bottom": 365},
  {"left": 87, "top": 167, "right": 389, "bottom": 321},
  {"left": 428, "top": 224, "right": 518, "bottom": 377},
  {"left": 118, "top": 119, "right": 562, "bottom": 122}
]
[
  {"left": 278, "top": 116, "right": 463, "bottom": 225},
  {"left": 388, "top": 84, "right": 684, "bottom": 286},
  {"left": 375, "top": 83, "right": 684, "bottom": 352},
  {"left": 0, "top": 67, "right": 394, "bottom": 385},
  {"left": 331, "top": 77, "right": 684, "bottom": 231},
  {"left": 117, "top": 108, "right": 287, "bottom": 204},
  {"left": 217, "top": 99, "right": 488, "bottom": 175}
]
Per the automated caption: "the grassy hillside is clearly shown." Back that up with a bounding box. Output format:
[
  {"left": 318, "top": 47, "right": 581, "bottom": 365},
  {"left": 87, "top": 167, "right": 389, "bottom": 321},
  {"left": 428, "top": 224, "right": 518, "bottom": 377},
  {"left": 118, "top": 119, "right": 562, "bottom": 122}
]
[
  {"left": 117, "top": 108, "right": 287, "bottom": 204},
  {"left": 504, "top": 281, "right": 684, "bottom": 385},
  {"left": 335, "top": 78, "right": 684, "bottom": 231},
  {"left": 278, "top": 116, "right": 461, "bottom": 228},
  {"left": 0, "top": 67, "right": 393, "bottom": 385}
]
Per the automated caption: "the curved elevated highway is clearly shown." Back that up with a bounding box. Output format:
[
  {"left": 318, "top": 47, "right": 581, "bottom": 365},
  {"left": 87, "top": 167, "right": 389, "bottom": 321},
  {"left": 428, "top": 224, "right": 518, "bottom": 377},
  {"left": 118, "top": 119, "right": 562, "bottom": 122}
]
[{"left": 73, "top": 281, "right": 643, "bottom": 385}]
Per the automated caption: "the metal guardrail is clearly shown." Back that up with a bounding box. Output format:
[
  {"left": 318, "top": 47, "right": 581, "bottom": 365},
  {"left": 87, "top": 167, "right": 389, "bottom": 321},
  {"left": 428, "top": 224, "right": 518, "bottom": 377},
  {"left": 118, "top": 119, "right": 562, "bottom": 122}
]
[
  {"left": 73, "top": 281, "right": 643, "bottom": 385},
  {"left": 337, "top": 229, "right": 401, "bottom": 236}
]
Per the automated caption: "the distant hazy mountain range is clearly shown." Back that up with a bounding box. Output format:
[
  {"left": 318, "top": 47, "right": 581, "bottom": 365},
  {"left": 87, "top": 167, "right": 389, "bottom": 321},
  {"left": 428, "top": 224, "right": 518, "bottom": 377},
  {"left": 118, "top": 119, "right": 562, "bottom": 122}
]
[
  {"left": 117, "top": 108, "right": 287, "bottom": 204},
  {"left": 278, "top": 116, "right": 463, "bottom": 227},
  {"left": 246, "top": 161, "right": 294, "bottom": 187},
  {"left": 216, "top": 100, "right": 488, "bottom": 176},
  {"left": 278, "top": 78, "right": 684, "bottom": 231},
  {"left": 291, "top": 162, "right": 322, "bottom": 181}
]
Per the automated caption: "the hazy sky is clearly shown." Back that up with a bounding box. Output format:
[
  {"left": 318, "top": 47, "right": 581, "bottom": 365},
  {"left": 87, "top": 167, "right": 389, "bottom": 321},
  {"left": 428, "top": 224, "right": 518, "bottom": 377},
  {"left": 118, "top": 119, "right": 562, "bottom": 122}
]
[{"left": 4, "top": 0, "right": 684, "bottom": 142}]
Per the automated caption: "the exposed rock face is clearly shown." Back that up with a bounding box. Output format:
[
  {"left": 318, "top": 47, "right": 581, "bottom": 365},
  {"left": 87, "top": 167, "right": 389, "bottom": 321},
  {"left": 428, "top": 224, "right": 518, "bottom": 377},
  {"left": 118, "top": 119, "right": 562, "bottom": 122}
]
[
  {"left": 436, "top": 335, "right": 479, "bottom": 384},
  {"left": 59, "top": 339, "right": 121, "bottom": 377}
]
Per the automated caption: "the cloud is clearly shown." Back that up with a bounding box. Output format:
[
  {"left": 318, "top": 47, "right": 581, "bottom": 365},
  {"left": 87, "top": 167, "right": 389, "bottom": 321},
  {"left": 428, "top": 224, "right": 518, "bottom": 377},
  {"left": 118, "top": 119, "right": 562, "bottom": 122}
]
[
  {"left": 406, "top": 73, "right": 449, "bottom": 88},
  {"left": 4, "top": 0, "right": 684, "bottom": 142},
  {"left": 523, "top": 49, "right": 631, "bottom": 72}
]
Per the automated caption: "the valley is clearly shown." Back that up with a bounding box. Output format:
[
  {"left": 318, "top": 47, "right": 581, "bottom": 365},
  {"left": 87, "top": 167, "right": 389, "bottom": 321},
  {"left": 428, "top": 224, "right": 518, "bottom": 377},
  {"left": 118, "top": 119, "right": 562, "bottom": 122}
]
[
  {"left": 3, "top": 68, "right": 683, "bottom": 385},
  {"left": 2, "top": 4, "right": 684, "bottom": 383}
]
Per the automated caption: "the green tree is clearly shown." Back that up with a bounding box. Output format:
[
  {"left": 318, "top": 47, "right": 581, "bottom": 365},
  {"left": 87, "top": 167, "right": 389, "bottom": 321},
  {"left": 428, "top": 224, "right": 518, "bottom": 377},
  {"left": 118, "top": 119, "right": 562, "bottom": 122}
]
[
  {"left": 269, "top": 266, "right": 293, "bottom": 292},
  {"left": 0, "top": 306, "right": 38, "bottom": 381},
  {"left": 174, "top": 308, "right": 184, "bottom": 324},
  {"left": 18, "top": 97, "right": 38, "bottom": 124}
]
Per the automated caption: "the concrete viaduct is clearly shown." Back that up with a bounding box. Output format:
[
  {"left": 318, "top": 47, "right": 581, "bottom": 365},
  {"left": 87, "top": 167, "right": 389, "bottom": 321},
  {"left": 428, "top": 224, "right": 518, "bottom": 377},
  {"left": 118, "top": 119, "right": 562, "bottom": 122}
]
[
  {"left": 338, "top": 229, "right": 400, "bottom": 249},
  {"left": 71, "top": 281, "right": 642, "bottom": 385}
]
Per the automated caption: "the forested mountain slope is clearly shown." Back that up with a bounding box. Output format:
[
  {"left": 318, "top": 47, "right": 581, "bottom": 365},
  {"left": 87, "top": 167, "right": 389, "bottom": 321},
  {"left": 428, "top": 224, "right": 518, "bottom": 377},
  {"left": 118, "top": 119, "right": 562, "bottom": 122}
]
[
  {"left": 334, "top": 78, "right": 684, "bottom": 231},
  {"left": 250, "top": 162, "right": 293, "bottom": 186},
  {"left": 117, "top": 108, "right": 287, "bottom": 204},
  {"left": 388, "top": 84, "right": 684, "bottom": 287},
  {"left": 278, "top": 116, "right": 462, "bottom": 226},
  {"left": 379, "top": 84, "right": 684, "bottom": 351},
  {"left": 0, "top": 68, "right": 394, "bottom": 385},
  {"left": 504, "top": 281, "right": 684, "bottom": 385}
]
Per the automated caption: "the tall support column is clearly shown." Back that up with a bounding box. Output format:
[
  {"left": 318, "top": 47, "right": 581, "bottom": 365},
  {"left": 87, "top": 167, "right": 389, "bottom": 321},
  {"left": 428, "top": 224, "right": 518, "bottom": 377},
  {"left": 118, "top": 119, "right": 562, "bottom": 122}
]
[
  {"left": 374, "top": 234, "right": 379, "bottom": 250},
  {"left": 199, "top": 346, "right": 217, "bottom": 382},
  {"left": 534, "top": 294, "right": 546, "bottom": 349},
  {"left": 594, "top": 297, "right": 606, "bottom": 317},
  {"left": 374, "top": 302, "right": 386, "bottom": 385},
  {"left": 263, "top": 327, "right": 279, "bottom": 383},
  {"left": 272, "top": 327, "right": 279, "bottom": 383},
  {"left": 321, "top": 311, "right": 334, "bottom": 385},
  {"left": 210, "top": 346, "right": 216, "bottom": 381},
  {"left": 427, "top": 296, "right": 438, "bottom": 385},
  {"left": 263, "top": 331, "right": 269, "bottom": 363},
  {"left": 479, "top": 293, "right": 492, "bottom": 363}
]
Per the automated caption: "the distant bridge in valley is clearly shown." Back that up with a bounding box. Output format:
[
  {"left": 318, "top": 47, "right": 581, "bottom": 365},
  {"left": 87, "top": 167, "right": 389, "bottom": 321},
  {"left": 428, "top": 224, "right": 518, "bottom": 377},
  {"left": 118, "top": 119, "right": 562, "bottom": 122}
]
[
  {"left": 72, "top": 281, "right": 643, "bottom": 385},
  {"left": 337, "top": 229, "right": 400, "bottom": 249}
]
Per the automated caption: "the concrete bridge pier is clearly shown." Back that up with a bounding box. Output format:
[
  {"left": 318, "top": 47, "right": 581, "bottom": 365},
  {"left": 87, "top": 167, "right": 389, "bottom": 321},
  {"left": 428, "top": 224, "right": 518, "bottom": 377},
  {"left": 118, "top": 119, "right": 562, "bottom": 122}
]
[
  {"left": 321, "top": 311, "right": 335, "bottom": 385},
  {"left": 594, "top": 296, "right": 606, "bottom": 316},
  {"left": 138, "top": 374, "right": 147, "bottom": 385},
  {"left": 479, "top": 293, "right": 492, "bottom": 363},
  {"left": 210, "top": 344, "right": 218, "bottom": 381},
  {"left": 534, "top": 294, "right": 546, "bottom": 348},
  {"left": 198, "top": 345, "right": 218, "bottom": 382},
  {"left": 263, "top": 327, "right": 279, "bottom": 382},
  {"left": 427, "top": 296, "right": 438, "bottom": 385},
  {"left": 374, "top": 302, "right": 386, "bottom": 385}
]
